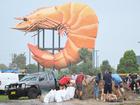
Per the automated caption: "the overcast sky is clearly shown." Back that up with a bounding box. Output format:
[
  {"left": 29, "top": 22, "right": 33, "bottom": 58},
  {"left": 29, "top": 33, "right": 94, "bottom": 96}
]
[{"left": 0, "top": 0, "right": 140, "bottom": 68}]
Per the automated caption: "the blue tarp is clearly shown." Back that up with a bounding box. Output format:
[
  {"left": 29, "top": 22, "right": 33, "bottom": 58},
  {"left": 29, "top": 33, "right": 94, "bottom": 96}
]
[{"left": 0, "top": 69, "right": 19, "bottom": 73}]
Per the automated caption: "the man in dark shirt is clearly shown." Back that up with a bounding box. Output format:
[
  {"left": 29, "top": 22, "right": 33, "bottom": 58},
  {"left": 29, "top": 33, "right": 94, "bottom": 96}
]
[{"left": 103, "top": 71, "right": 112, "bottom": 101}]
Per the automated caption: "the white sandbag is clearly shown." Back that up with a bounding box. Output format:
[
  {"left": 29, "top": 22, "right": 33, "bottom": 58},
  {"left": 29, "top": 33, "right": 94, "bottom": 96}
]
[
  {"left": 44, "top": 89, "right": 56, "bottom": 103},
  {"left": 55, "top": 90, "right": 63, "bottom": 102},
  {"left": 61, "top": 89, "right": 67, "bottom": 101},
  {"left": 64, "top": 88, "right": 70, "bottom": 101},
  {"left": 67, "top": 87, "right": 75, "bottom": 99},
  {"left": 44, "top": 87, "right": 75, "bottom": 103},
  {"left": 65, "top": 87, "right": 75, "bottom": 100},
  {"left": 69, "top": 87, "right": 75, "bottom": 99}
]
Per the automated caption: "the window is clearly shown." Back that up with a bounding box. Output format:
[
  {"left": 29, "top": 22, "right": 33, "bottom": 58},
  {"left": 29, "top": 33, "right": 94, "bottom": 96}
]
[{"left": 48, "top": 73, "right": 53, "bottom": 80}]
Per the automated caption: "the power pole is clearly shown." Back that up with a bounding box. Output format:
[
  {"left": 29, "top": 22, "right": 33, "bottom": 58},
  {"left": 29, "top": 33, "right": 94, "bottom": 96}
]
[{"left": 92, "top": 49, "right": 99, "bottom": 69}]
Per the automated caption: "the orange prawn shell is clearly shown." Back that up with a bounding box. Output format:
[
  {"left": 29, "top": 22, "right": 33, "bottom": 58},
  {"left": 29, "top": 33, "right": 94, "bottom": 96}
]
[{"left": 15, "top": 3, "right": 98, "bottom": 70}]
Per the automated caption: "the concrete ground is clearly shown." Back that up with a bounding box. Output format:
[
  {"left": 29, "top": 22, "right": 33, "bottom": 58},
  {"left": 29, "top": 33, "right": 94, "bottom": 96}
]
[{"left": 0, "top": 98, "right": 140, "bottom": 105}]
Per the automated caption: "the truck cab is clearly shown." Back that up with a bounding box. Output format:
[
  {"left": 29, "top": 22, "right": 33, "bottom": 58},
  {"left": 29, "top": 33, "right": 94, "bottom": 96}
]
[
  {"left": 5, "top": 71, "right": 57, "bottom": 99},
  {"left": 19, "top": 72, "right": 56, "bottom": 90}
]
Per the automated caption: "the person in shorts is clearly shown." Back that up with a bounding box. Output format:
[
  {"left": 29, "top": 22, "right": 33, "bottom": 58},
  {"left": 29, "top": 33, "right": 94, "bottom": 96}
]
[
  {"left": 75, "top": 72, "right": 85, "bottom": 99},
  {"left": 103, "top": 71, "right": 112, "bottom": 101}
]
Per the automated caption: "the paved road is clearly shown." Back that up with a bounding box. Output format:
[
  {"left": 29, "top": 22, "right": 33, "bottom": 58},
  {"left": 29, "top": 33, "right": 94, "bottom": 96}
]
[{"left": 0, "top": 99, "right": 140, "bottom": 105}]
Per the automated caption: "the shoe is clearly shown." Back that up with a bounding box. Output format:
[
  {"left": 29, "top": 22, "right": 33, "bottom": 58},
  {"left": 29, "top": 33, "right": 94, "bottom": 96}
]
[{"left": 96, "top": 98, "right": 99, "bottom": 101}]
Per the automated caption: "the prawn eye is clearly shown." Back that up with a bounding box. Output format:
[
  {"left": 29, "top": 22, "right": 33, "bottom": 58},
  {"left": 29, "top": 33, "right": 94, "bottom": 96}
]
[{"left": 23, "top": 18, "right": 28, "bottom": 21}]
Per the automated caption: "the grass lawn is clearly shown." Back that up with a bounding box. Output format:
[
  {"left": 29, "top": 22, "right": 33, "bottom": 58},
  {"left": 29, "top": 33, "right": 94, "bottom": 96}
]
[{"left": 0, "top": 95, "right": 9, "bottom": 101}]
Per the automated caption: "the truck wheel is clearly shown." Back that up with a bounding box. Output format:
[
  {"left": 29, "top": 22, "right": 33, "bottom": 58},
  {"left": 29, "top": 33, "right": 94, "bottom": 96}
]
[
  {"left": 28, "top": 87, "right": 39, "bottom": 99},
  {"left": 8, "top": 95, "right": 18, "bottom": 100}
]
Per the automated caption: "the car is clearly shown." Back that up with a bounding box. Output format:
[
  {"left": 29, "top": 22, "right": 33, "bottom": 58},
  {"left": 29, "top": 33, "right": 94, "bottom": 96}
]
[{"left": 5, "top": 71, "right": 57, "bottom": 99}]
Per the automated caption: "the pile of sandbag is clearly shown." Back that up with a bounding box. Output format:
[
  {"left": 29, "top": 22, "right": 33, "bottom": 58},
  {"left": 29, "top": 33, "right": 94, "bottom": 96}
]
[{"left": 44, "top": 86, "right": 75, "bottom": 103}]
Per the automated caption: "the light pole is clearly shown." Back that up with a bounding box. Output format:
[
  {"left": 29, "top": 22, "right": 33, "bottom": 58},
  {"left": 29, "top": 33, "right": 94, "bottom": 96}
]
[
  {"left": 92, "top": 49, "right": 99, "bottom": 69},
  {"left": 28, "top": 49, "right": 31, "bottom": 65},
  {"left": 95, "top": 50, "right": 99, "bottom": 68},
  {"left": 92, "top": 49, "right": 95, "bottom": 69}
]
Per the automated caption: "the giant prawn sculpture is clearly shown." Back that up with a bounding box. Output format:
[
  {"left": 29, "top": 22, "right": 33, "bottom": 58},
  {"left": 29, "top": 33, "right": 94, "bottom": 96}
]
[{"left": 14, "top": 3, "right": 98, "bottom": 70}]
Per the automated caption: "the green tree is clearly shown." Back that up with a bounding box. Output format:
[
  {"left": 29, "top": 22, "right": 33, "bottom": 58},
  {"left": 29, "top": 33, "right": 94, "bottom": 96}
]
[
  {"left": 0, "top": 64, "right": 8, "bottom": 70},
  {"left": 138, "top": 66, "right": 140, "bottom": 73},
  {"left": 93, "top": 67, "right": 101, "bottom": 75},
  {"left": 76, "top": 61, "right": 94, "bottom": 75},
  {"left": 100, "top": 60, "right": 113, "bottom": 73},
  {"left": 9, "top": 53, "right": 26, "bottom": 69},
  {"left": 26, "top": 64, "right": 38, "bottom": 73},
  {"left": 57, "top": 69, "right": 70, "bottom": 79},
  {"left": 71, "top": 48, "right": 94, "bottom": 75},
  {"left": 68, "top": 64, "right": 77, "bottom": 74},
  {"left": 117, "top": 50, "right": 139, "bottom": 73},
  {"left": 79, "top": 48, "right": 92, "bottom": 63}
]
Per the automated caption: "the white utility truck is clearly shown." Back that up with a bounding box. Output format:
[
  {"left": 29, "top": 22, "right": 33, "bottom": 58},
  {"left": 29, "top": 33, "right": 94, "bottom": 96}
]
[{"left": 0, "top": 73, "right": 19, "bottom": 94}]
